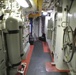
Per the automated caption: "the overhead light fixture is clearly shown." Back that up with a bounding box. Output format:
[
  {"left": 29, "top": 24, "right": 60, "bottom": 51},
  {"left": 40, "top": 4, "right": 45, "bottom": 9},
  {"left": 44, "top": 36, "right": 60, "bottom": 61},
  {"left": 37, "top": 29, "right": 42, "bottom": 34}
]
[
  {"left": 43, "top": 12, "right": 47, "bottom": 16},
  {"left": 68, "top": 13, "right": 72, "bottom": 17},
  {"left": 57, "top": 13, "right": 62, "bottom": 17},
  {"left": 16, "top": 0, "right": 29, "bottom": 8}
]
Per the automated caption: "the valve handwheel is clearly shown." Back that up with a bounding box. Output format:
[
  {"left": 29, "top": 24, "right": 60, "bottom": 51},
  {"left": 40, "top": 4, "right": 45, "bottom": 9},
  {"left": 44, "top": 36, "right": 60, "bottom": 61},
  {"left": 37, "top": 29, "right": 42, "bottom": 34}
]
[{"left": 63, "top": 26, "right": 74, "bottom": 63}]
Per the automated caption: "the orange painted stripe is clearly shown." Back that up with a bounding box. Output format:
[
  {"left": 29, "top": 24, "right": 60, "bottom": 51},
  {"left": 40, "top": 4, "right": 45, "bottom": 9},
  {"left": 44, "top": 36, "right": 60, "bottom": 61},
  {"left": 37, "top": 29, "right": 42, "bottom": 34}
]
[
  {"left": 43, "top": 42, "right": 54, "bottom": 62},
  {"left": 43, "top": 42, "right": 50, "bottom": 53},
  {"left": 21, "top": 45, "right": 34, "bottom": 75},
  {"left": 45, "top": 62, "right": 70, "bottom": 72}
]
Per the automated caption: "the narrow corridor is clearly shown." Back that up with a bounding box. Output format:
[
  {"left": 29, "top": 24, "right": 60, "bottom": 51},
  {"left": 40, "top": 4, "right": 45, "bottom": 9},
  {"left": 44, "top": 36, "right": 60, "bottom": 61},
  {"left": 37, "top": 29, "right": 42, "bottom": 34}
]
[{"left": 26, "top": 41, "right": 68, "bottom": 75}]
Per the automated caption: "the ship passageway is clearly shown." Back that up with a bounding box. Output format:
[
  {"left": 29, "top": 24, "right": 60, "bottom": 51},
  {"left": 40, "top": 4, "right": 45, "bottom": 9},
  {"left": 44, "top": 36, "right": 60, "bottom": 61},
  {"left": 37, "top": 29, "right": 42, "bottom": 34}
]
[{"left": 24, "top": 41, "right": 69, "bottom": 75}]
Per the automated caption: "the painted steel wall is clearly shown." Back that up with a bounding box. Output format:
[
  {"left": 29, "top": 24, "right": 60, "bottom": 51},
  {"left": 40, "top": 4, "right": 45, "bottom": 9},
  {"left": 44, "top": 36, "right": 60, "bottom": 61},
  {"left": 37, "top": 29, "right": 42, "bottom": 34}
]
[{"left": 67, "top": 0, "right": 76, "bottom": 74}]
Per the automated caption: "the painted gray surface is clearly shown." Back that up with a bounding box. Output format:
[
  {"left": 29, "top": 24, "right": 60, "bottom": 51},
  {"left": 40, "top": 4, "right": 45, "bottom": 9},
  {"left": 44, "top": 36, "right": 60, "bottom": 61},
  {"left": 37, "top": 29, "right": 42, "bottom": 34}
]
[{"left": 26, "top": 41, "right": 68, "bottom": 75}]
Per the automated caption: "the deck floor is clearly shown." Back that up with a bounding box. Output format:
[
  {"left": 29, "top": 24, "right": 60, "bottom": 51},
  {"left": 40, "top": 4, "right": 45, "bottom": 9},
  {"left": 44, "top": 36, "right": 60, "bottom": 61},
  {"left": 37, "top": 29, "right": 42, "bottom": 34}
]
[{"left": 26, "top": 41, "right": 68, "bottom": 75}]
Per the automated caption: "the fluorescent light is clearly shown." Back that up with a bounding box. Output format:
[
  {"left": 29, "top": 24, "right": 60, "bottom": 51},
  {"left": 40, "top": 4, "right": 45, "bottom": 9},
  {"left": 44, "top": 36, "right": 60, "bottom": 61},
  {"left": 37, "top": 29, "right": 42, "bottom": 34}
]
[
  {"left": 16, "top": 0, "right": 29, "bottom": 8},
  {"left": 43, "top": 12, "right": 47, "bottom": 16},
  {"left": 68, "top": 13, "right": 72, "bottom": 17},
  {"left": 58, "top": 13, "right": 62, "bottom": 17}
]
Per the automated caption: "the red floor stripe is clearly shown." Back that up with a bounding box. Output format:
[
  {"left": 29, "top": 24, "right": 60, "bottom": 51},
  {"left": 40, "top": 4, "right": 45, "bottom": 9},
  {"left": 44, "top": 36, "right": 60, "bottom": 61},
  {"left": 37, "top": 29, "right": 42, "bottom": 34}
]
[
  {"left": 20, "top": 45, "right": 34, "bottom": 75},
  {"left": 43, "top": 42, "right": 54, "bottom": 62},
  {"left": 45, "top": 62, "right": 70, "bottom": 72},
  {"left": 42, "top": 42, "right": 69, "bottom": 73},
  {"left": 24, "top": 45, "right": 34, "bottom": 75},
  {"left": 43, "top": 42, "right": 50, "bottom": 53}
]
